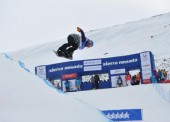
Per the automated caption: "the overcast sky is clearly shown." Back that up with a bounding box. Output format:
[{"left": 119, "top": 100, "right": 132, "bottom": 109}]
[{"left": 1, "top": 0, "right": 170, "bottom": 52}]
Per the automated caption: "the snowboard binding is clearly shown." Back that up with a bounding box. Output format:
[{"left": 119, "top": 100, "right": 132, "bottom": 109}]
[
  {"left": 53, "top": 50, "right": 73, "bottom": 60},
  {"left": 64, "top": 51, "right": 73, "bottom": 60}
]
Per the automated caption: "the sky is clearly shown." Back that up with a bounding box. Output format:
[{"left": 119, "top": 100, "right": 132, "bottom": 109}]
[
  {"left": 1, "top": 10, "right": 170, "bottom": 122},
  {"left": 1, "top": 0, "right": 170, "bottom": 52}
]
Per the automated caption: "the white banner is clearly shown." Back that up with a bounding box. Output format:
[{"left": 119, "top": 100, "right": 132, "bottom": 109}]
[
  {"left": 140, "top": 52, "right": 152, "bottom": 80},
  {"left": 110, "top": 68, "right": 126, "bottom": 75},
  {"left": 140, "top": 52, "right": 151, "bottom": 63},
  {"left": 36, "top": 66, "right": 46, "bottom": 79},
  {"left": 84, "top": 59, "right": 101, "bottom": 66},
  {"left": 84, "top": 65, "right": 102, "bottom": 71}
]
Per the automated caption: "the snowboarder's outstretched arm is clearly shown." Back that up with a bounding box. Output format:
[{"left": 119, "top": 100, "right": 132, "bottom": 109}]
[{"left": 77, "top": 27, "right": 86, "bottom": 42}]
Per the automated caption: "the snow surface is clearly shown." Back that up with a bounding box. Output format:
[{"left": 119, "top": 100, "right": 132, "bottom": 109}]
[
  {"left": 1, "top": 13, "right": 170, "bottom": 122},
  {"left": 0, "top": 53, "right": 110, "bottom": 122}
]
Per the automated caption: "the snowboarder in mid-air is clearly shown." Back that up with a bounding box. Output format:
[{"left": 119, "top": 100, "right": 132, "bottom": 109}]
[{"left": 53, "top": 27, "right": 94, "bottom": 60}]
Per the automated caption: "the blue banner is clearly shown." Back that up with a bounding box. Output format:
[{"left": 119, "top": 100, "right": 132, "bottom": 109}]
[
  {"left": 45, "top": 52, "right": 142, "bottom": 78},
  {"left": 35, "top": 51, "right": 155, "bottom": 83},
  {"left": 102, "top": 109, "right": 143, "bottom": 121}
]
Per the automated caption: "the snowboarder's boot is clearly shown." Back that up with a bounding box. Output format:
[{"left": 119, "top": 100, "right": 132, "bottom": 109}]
[
  {"left": 64, "top": 51, "right": 73, "bottom": 60},
  {"left": 56, "top": 50, "right": 65, "bottom": 57}
]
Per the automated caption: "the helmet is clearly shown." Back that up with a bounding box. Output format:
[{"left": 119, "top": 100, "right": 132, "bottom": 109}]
[{"left": 87, "top": 40, "right": 94, "bottom": 47}]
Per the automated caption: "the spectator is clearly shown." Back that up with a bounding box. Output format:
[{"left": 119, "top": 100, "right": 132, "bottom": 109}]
[
  {"left": 117, "top": 76, "right": 123, "bottom": 87},
  {"left": 161, "top": 69, "right": 168, "bottom": 81},
  {"left": 161, "top": 69, "right": 165, "bottom": 81},
  {"left": 125, "top": 71, "right": 132, "bottom": 86},
  {"left": 158, "top": 69, "right": 162, "bottom": 82},
  {"left": 64, "top": 80, "right": 70, "bottom": 92},
  {"left": 131, "top": 75, "right": 136, "bottom": 85},
  {"left": 151, "top": 75, "right": 157, "bottom": 83},
  {"left": 75, "top": 77, "right": 81, "bottom": 91},
  {"left": 90, "top": 75, "right": 95, "bottom": 89},
  {"left": 136, "top": 72, "right": 141, "bottom": 85},
  {"left": 163, "top": 69, "right": 168, "bottom": 80},
  {"left": 94, "top": 74, "right": 100, "bottom": 89},
  {"left": 153, "top": 69, "right": 159, "bottom": 82}
]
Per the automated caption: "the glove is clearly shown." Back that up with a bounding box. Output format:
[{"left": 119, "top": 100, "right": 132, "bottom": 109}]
[{"left": 77, "top": 27, "right": 81, "bottom": 32}]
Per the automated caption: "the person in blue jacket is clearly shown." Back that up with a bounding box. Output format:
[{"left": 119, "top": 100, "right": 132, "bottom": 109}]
[
  {"left": 158, "top": 69, "right": 162, "bottom": 82},
  {"left": 55, "top": 27, "right": 94, "bottom": 59},
  {"left": 64, "top": 80, "right": 70, "bottom": 92},
  {"left": 75, "top": 77, "right": 82, "bottom": 91}
]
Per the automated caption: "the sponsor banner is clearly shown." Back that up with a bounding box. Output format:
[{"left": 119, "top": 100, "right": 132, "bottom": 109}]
[
  {"left": 141, "top": 66, "right": 152, "bottom": 71},
  {"left": 35, "top": 51, "right": 155, "bottom": 83},
  {"left": 36, "top": 66, "right": 46, "bottom": 79},
  {"left": 84, "top": 65, "right": 102, "bottom": 71},
  {"left": 44, "top": 52, "right": 141, "bottom": 76},
  {"left": 140, "top": 52, "right": 151, "bottom": 63},
  {"left": 83, "top": 59, "right": 102, "bottom": 66},
  {"left": 103, "top": 109, "right": 143, "bottom": 121},
  {"left": 62, "top": 73, "right": 77, "bottom": 80},
  {"left": 110, "top": 68, "right": 126, "bottom": 75},
  {"left": 140, "top": 52, "right": 152, "bottom": 80}
]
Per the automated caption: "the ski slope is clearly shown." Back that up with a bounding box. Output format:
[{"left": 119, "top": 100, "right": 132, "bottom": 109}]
[
  {"left": 69, "top": 84, "right": 170, "bottom": 121},
  {"left": 0, "top": 53, "right": 110, "bottom": 122}
]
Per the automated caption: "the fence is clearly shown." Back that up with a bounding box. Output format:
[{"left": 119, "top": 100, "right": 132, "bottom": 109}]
[{"left": 153, "top": 83, "right": 170, "bottom": 103}]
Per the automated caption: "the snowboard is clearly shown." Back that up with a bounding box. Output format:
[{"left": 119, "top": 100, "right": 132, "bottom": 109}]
[{"left": 53, "top": 50, "right": 73, "bottom": 60}]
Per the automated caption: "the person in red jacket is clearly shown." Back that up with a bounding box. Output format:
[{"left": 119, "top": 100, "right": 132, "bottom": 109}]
[{"left": 125, "top": 71, "right": 132, "bottom": 86}]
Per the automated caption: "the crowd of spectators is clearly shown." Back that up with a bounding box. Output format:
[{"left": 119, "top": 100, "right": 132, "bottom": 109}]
[
  {"left": 49, "top": 69, "right": 168, "bottom": 92},
  {"left": 151, "top": 69, "right": 168, "bottom": 83},
  {"left": 124, "top": 71, "right": 141, "bottom": 87}
]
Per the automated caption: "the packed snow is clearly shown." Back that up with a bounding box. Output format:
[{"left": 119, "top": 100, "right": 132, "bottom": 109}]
[
  {"left": 0, "top": 53, "right": 110, "bottom": 122},
  {"left": 1, "top": 13, "right": 170, "bottom": 122}
]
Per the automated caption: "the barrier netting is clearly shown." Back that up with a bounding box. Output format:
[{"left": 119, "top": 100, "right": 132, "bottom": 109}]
[{"left": 153, "top": 83, "right": 170, "bottom": 103}]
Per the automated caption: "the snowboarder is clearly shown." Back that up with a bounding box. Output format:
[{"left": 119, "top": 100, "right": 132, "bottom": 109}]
[{"left": 53, "top": 27, "right": 94, "bottom": 59}]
